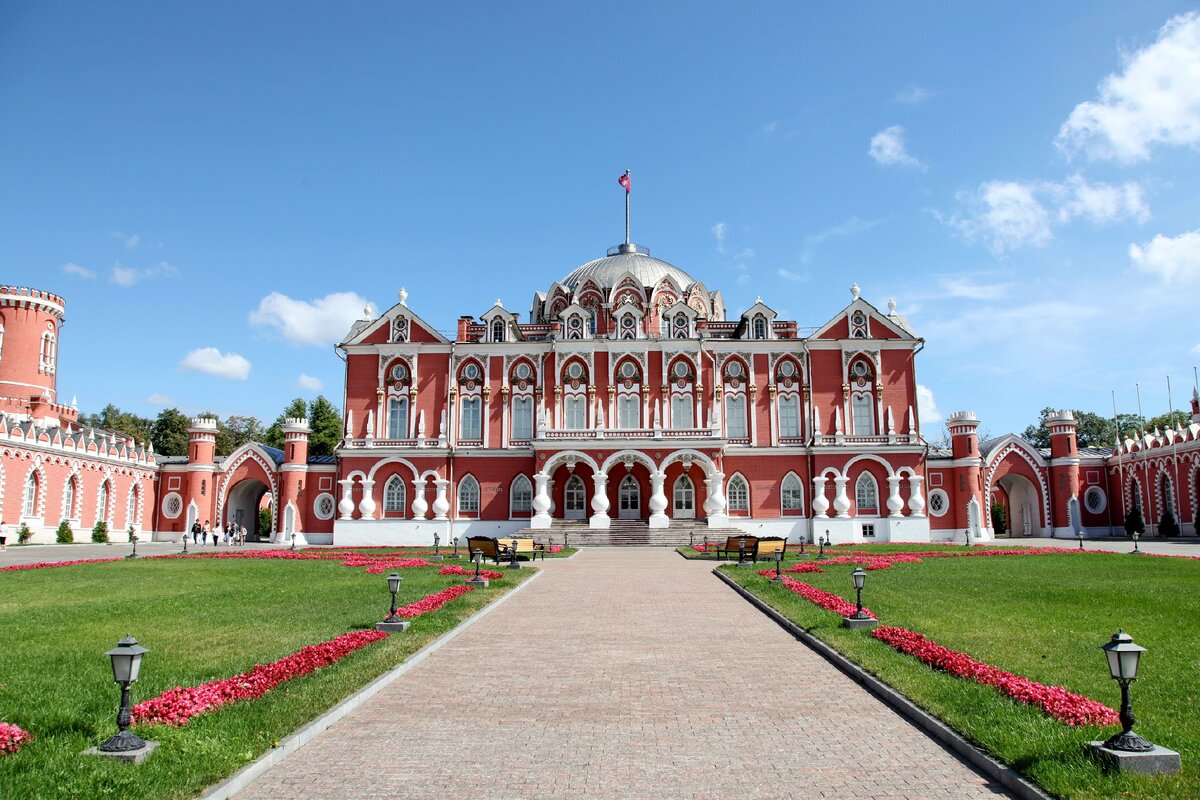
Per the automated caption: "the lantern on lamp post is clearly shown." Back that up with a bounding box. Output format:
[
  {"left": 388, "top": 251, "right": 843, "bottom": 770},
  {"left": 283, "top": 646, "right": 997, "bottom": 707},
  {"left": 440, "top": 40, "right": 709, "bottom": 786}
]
[
  {"left": 842, "top": 567, "right": 879, "bottom": 629},
  {"left": 97, "top": 636, "right": 150, "bottom": 753},
  {"left": 772, "top": 548, "right": 784, "bottom": 583},
  {"left": 376, "top": 572, "right": 411, "bottom": 632}
]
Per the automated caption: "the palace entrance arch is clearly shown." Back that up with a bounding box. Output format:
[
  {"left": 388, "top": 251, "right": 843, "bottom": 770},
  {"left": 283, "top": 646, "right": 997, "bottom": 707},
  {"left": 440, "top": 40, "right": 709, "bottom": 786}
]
[
  {"left": 225, "top": 479, "right": 273, "bottom": 541},
  {"left": 994, "top": 474, "right": 1043, "bottom": 537}
]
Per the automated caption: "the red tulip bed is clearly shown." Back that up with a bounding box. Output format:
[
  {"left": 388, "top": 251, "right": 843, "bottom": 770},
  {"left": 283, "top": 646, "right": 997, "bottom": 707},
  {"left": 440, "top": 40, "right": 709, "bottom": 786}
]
[
  {"left": 870, "top": 626, "right": 1118, "bottom": 727},
  {"left": 781, "top": 578, "right": 874, "bottom": 619},
  {"left": 438, "top": 564, "right": 504, "bottom": 580},
  {"left": 0, "top": 558, "right": 125, "bottom": 572},
  {"left": 0, "top": 723, "right": 31, "bottom": 756}
]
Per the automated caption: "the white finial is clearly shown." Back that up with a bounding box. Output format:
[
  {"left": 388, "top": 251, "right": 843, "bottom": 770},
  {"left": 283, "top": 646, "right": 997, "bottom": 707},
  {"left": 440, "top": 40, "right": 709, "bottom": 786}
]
[
  {"left": 755, "top": 296, "right": 762, "bottom": 304},
  {"left": 70, "top": 394, "right": 78, "bottom": 408},
  {"left": 495, "top": 298, "right": 503, "bottom": 308},
  {"left": 850, "top": 283, "right": 861, "bottom": 300},
  {"left": 398, "top": 287, "right": 408, "bottom": 307},
  {"left": 887, "top": 298, "right": 897, "bottom": 313}
]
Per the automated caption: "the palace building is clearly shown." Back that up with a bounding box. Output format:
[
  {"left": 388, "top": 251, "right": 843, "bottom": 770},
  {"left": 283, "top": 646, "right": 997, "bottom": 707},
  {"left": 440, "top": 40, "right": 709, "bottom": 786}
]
[{"left": 4, "top": 235, "right": 1200, "bottom": 546}]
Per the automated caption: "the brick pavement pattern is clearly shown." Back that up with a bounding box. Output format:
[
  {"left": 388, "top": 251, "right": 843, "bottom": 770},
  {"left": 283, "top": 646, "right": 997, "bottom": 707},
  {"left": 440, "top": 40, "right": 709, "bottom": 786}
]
[{"left": 235, "top": 549, "right": 1013, "bottom": 800}]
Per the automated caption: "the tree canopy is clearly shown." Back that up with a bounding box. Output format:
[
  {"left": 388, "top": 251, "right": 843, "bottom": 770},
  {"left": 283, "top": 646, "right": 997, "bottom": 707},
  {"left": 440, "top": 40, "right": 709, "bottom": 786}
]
[{"left": 1021, "top": 406, "right": 1189, "bottom": 449}]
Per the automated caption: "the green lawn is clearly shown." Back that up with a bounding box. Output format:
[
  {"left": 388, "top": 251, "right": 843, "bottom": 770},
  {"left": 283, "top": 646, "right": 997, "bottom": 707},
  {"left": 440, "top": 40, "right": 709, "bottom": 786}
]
[
  {"left": 678, "top": 541, "right": 959, "bottom": 560},
  {"left": 0, "top": 555, "right": 530, "bottom": 799},
  {"left": 723, "top": 550, "right": 1200, "bottom": 799}
]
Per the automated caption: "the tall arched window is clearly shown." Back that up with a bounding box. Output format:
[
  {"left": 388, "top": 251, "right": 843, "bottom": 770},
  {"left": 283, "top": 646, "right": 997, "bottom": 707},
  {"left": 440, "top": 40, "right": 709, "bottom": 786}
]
[
  {"left": 22, "top": 472, "right": 39, "bottom": 517},
  {"left": 126, "top": 485, "right": 139, "bottom": 528},
  {"left": 778, "top": 394, "right": 799, "bottom": 438},
  {"left": 460, "top": 397, "right": 482, "bottom": 440},
  {"left": 62, "top": 475, "right": 77, "bottom": 519},
  {"left": 753, "top": 316, "right": 767, "bottom": 340},
  {"left": 1161, "top": 474, "right": 1176, "bottom": 516},
  {"left": 97, "top": 481, "right": 111, "bottom": 524},
  {"left": 672, "top": 312, "right": 690, "bottom": 339},
  {"left": 725, "top": 395, "right": 747, "bottom": 439},
  {"left": 387, "top": 397, "right": 409, "bottom": 439},
  {"left": 727, "top": 474, "right": 749, "bottom": 513},
  {"left": 384, "top": 475, "right": 406, "bottom": 515},
  {"left": 458, "top": 475, "right": 480, "bottom": 516},
  {"left": 781, "top": 473, "right": 803, "bottom": 513},
  {"left": 491, "top": 318, "right": 505, "bottom": 342},
  {"left": 855, "top": 473, "right": 878, "bottom": 515},
  {"left": 0, "top": 321, "right": 5, "bottom": 362},
  {"left": 511, "top": 396, "right": 533, "bottom": 440},
  {"left": 510, "top": 475, "right": 533, "bottom": 516},
  {"left": 851, "top": 393, "right": 874, "bottom": 435}
]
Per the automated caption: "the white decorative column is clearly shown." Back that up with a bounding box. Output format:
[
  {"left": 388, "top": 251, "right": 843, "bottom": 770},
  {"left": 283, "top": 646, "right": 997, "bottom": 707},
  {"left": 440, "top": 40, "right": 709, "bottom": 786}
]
[
  {"left": 358, "top": 480, "right": 377, "bottom": 519},
  {"left": 706, "top": 471, "right": 729, "bottom": 527},
  {"left": 590, "top": 473, "right": 611, "bottom": 529},
  {"left": 338, "top": 479, "right": 356, "bottom": 520},
  {"left": 411, "top": 480, "right": 429, "bottom": 519},
  {"left": 886, "top": 475, "right": 904, "bottom": 518},
  {"left": 531, "top": 473, "right": 552, "bottom": 529},
  {"left": 907, "top": 475, "right": 926, "bottom": 516},
  {"left": 832, "top": 476, "right": 851, "bottom": 518},
  {"left": 431, "top": 479, "right": 450, "bottom": 521},
  {"left": 811, "top": 476, "right": 830, "bottom": 518},
  {"left": 648, "top": 471, "right": 669, "bottom": 529}
]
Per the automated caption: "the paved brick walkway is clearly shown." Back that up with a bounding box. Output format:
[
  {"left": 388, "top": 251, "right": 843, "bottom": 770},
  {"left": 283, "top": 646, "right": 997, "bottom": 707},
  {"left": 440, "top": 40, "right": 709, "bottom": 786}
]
[{"left": 235, "top": 549, "right": 1012, "bottom": 800}]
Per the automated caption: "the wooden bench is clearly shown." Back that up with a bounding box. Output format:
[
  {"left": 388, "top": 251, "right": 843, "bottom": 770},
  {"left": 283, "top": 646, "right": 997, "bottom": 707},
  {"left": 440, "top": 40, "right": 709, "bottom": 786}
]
[
  {"left": 754, "top": 537, "right": 787, "bottom": 562},
  {"left": 466, "top": 536, "right": 506, "bottom": 565},
  {"left": 714, "top": 535, "right": 758, "bottom": 561},
  {"left": 498, "top": 537, "right": 546, "bottom": 562}
]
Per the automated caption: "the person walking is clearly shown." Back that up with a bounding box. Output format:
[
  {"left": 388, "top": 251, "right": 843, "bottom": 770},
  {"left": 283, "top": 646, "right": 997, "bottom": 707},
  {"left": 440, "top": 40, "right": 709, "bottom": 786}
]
[
  {"left": 191, "top": 519, "right": 201, "bottom": 545},
  {"left": 203, "top": 520, "right": 211, "bottom": 546}
]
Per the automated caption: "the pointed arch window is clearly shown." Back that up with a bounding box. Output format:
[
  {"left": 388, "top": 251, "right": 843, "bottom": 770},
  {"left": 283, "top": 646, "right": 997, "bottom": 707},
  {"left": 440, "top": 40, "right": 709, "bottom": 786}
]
[
  {"left": 511, "top": 475, "right": 533, "bottom": 515},
  {"left": 781, "top": 473, "right": 804, "bottom": 512},
  {"left": 98, "top": 481, "right": 110, "bottom": 524},
  {"left": 491, "top": 318, "right": 505, "bottom": 342},
  {"left": 384, "top": 475, "right": 406, "bottom": 514},
  {"left": 458, "top": 475, "right": 480, "bottom": 516},
  {"left": 22, "top": 472, "right": 39, "bottom": 517},
  {"left": 619, "top": 313, "right": 637, "bottom": 340},
  {"left": 673, "top": 313, "right": 690, "bottom": 339},
  {"left": 387, "top": 397, "right": 409, "bottom": 439},
  {"left": 63, "top": 475, "right": 78, "bottom": 519},
  {"left": 855, "top": 473, "right": 879, "bottom": 515},
  {"left": 1161, "top": 474, "right": 1176, "bottom": 515},
  {"left": 727, "top": 474, "right": 749, "bottom": 513},
  {"left": 127, "top": 485, "right": 139, "bottom": 527},
  {"left": 460, "top": 397, "right": 482, "bottom": 440},
  {"left": 778, "top": 394, "right": 800, "bottom": 438}
]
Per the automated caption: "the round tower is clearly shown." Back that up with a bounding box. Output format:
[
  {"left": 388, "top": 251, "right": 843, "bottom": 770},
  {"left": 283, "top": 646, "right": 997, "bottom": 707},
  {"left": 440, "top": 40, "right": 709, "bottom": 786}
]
[
  {"left": 185, "top": 417, "right": 219, "bottom": 527},
  {"left": 0, "top": 285, "right": 66, "bottom": 406},
  {"left": 283, "top": 417, "right": 311, "bottom": 464},
  {"left": 279, "top": 418, "right": 311, "bottom": 540},
  {"left": 1047, "top": 410, "right": 1081, "bottom": 535},
  {"left": 947, "top": 411, "right": 984, "bottom": 537}
]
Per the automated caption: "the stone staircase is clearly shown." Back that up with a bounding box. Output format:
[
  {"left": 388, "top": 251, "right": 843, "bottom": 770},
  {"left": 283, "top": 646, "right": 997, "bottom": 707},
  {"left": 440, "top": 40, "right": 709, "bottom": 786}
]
[{"left": 513, "top": 520, "right": 748, "bottom": 547}]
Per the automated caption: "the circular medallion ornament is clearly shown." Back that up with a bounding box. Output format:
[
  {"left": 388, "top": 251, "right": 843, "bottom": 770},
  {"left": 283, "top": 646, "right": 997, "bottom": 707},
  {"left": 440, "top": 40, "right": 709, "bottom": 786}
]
[
  {"left": 568, "top": 362, "right": 583, "bottom": 380},
  {"left": 465, "top": 380, "right": 476, "bottom": 391},
  {"left": 856, "top": 378, "right": 867, "bottom": 388},
  {"left": 779, "top": 360, "right": 796, "bottom": 378},
  {"left": 677, "top": 379, "right": 687, "bottom": 389},
  {"left": 624, "top": 379, "right": 633, "bottom": 389},
  {"left": 570, "top": 379, "right": 581, "bottom": 389},
  {"left": 391, "top": 364, "right": 407, "bottom": 382},
  {"left": 515, "top": 363, "right": 531, "bottom": 380},
  {"left": 783, "top": 378, "right": 793, "bottom": 388},
  {"left": 517, "top": 380, "right": 528, "bottom": 391},
  {"left": 464, "top": 363, "right": 480, "bottom": 381}
]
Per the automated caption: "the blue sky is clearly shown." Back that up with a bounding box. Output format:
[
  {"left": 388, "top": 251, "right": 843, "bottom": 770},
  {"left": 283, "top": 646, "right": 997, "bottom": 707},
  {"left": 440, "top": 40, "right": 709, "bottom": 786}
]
[{"left": 2, "top": 2, "right": 1199, "bottom": 437}]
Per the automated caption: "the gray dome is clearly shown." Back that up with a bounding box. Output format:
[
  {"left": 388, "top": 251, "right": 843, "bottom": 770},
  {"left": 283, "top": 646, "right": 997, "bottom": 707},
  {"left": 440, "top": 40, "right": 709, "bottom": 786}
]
[{"left": 559, "top": 243, "right": 697, "bottom": 292}]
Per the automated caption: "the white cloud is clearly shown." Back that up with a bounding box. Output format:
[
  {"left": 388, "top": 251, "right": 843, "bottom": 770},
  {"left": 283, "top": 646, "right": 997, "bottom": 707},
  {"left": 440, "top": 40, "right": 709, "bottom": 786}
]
[
  {"left": 868, "top": 125, "right": 925, "bottom": 169},
  {"left": 936, "top": 276, "right": 1011, "bottom": 301},
  {"left": 1057, "top": 12, "right": 1200, "bottom": 162},
  {"left": 777, "top": 268, "right": 807, "bottom": 283},
  {"left": 180, "top": 348, "right": 251, "bottom": 381},
  {"left": 1192, "top": 342, "right": 1200, "bottom": 354},
  {"left": 1129, "top": 229, "right": 1200, "bottom": 283},
  {"left": 916, "top": 384, "right": 943, "bottom": 426},
  {"left": 942, "top": 176, "right": 1148, "bottom": 254},
  {"left": 146, "top": 393, "right": 173, "bottom": 405},
  {"left": 249, "top": 291, "right": 370, "bottom": 347},
  {"left": 110, "top": 261, "right": 178, "bottom": 287},
  {"left": 62, "top": 262, "right": 95, "bottom": 279},
  {"left": 894, "top": 84, "right": 933, "bottom": 104},
  {"left": 297, "top": 373, "right": 323, "bottom": 391},
  {"left": 801, "top": 216, "right": 882, "bottom": 264},
  {"left": 111, "top": 230, "right": 141, "bottom": 249},
  {"left": 711, "top": 222, "right": 728, "bottom": 253},
  {"left": 736, "top": 247, "right": 755, "bottom": 259}
]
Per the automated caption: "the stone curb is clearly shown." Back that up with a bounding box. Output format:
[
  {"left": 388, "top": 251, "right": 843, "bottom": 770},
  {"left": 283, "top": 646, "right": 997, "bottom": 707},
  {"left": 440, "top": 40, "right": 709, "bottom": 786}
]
[
  {"left": 713, "top": 568, "right": 1052, "bottom": 800},
  {"left": 198, "top": 569, "right": 545, "bottom": 800}
]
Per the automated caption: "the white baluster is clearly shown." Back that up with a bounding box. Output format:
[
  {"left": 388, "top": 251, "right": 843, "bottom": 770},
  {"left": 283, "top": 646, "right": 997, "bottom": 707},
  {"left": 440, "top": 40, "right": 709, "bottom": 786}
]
[
  {"left": 590, "top": 473, "right": 611, "bottom": 529},
  {"left": 411, "top": 480, "right": 429, "bottom": 519},
  {"left": 338, "top": 479, "right": 356, "bottom": 520},
  {"left": 833, "top": 476, "right": 851, "bottom": 518},
  {"left": 907, "top": 474, "right": 926, "bottom": 516},
  {"left": 886, "top": 475, "right": 904, "bottom": 517},
  {"left": 811, "top": 476, "right": 829, "bottom": 517},
  {"left": 531, "top": 473, "right": 552, "bottom": 529},
  {"left": 431, "top": 479, "right": 450, "bottom": 520},
  {"left": 648, "top": 471, "right": 669, "bottom": 528},
  {"left": 358, "top": 480, "right": 377, "bottom": 519}
]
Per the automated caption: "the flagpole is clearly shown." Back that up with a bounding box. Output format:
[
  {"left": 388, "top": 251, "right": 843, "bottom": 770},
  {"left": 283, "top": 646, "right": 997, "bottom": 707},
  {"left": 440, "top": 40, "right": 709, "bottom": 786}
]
[
  {"left": 1135, "top": 382, "right": 1144, "bottom": 435},
  {"left": 624, "top": 169, "right": 631, "bottom": 245},
  {"left": 1168, "top": 375, "right": 1179, "bottom": 521}
]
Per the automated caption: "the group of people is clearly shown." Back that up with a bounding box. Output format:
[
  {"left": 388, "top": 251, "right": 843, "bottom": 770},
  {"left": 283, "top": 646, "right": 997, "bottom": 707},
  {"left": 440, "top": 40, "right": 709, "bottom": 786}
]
[{"left": 189, "top": 519, "right": 248, "bottom": 547}]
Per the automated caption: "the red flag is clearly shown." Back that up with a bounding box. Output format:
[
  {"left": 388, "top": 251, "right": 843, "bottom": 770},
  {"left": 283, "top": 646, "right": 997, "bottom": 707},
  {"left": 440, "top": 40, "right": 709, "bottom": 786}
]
[{"left": 618, "top": 171, "right": 631, "bottom": 193}]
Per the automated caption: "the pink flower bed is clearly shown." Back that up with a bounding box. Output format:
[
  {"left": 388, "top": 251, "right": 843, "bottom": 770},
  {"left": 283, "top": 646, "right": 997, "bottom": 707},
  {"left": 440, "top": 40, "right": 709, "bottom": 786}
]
[
  {"left": 785, "top": 562, "right": 827, "bottom": 573},
  {"left": 438, "top": 564, "right": 503, "bottom": 580},
  {"left": 1, "top": 558, "right": 124, "bottom": 572},
  {"left": 782, "top": 579, "right": 874, "bottom": 618},
  {"left": 871, "top": 626, "right": 1118, "bottom": 727},
  {"left": 393, "top": 584, "right": 476, "bottom": 618},
  {"left": 132, "top": 629, "right": 389, "bottom": 727},
  {"left": 0, "top": 722, "right": 32, "bottom": 756}
]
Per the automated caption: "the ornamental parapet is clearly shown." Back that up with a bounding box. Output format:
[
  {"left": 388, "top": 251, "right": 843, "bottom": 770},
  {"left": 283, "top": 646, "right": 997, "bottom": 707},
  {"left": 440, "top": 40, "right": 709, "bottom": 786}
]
[{"left": 0, "top": 285, "right": 66, "bottom": 318}]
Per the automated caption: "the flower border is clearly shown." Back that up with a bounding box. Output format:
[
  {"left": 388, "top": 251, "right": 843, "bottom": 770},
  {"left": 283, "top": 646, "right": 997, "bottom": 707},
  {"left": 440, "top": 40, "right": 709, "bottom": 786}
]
[{"left": 0, "top": 722, "right": 32, "bottom": 756}]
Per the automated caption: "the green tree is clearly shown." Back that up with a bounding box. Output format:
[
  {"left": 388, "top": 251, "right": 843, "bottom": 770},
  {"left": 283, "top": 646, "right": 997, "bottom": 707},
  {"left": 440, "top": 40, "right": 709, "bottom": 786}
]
[
  {"left": 80, "top": 404, "right": 154, "bottom": 444},
  {"left": 990, "top": 501, "right": 1007, "bottom": 536},
  {"left": 151, "top": 408, "right": 191, "bottom": 456},
  {"left": 1022, "top": 408, "right": 1160, "bottom": 449},
  {"left": 263, "top": 398, "right": 310, "bottom": 450},
  {"left": 215, "top": 415, "right": 264, "bottom": 456},
  {"left": 91, "top": 520, "right": 109, "bottom": 543},
  {"left": 258, "top": 506, "right": 273, "bottom": 538},
  {"left": 307, "top": 396, "right": 342, "bottom": 457},
  {"left": 1145, "top": 410, "right": 1189, "bottom": 433}
]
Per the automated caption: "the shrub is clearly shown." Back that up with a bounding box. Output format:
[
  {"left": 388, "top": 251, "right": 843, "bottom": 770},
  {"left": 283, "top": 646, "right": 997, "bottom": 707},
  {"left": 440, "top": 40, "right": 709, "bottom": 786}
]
[
  {"left": 55, "top": 520, "right": 73, "bottom": 543},
  {"left": 18, "top": 523, "right": 34, "bottom": 544},
  {"left": 1124, "top": 505, "right": 1145, "bottom": 536},
  {"left": 1160, "top": 507, "right": 1181, "bottom": 537},
  {"left": 990, "top": 501, "right": 1007, "bottom": 536},
  {"left": 91, "top": 520, "right": 109, "bottom": 544},
  {"left": 258, "top": 507, "right": 272, "bottom": 540},
  {"left": 127, "top": 524, "right": 137, "bottom": 542}
]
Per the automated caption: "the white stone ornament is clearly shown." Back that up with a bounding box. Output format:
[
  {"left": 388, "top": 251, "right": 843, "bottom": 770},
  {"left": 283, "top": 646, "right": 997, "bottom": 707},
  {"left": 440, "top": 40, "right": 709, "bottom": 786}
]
[
  {"left": 850, "top": 283, "right": 861, "bottom": 300},
  {"left": 398, "top": 287, "right": 408, "bottom": 307}
]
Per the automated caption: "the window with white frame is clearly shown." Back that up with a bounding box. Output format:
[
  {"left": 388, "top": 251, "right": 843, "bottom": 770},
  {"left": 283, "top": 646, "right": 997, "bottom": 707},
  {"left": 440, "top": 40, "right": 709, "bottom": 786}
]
[
  {"left": 511, "top": 396, "right": 533, "bottom": 440},
  {"left": 458, "top": 475, "right": 480, "bottom": 515},
  {"left": 619, "top": 313, "right": 637, "bottom": 339},
  {"left": 778, "top": 394, "right": 799, "bottom": 438},
  {"left": 391, "top": 316, "right": 408, "bottom": 343},
  {"left": 1161, "top": 474, "right": 1176, "bottom": 516},
  {"left": 928, "top": 489, "right": 949, "bottom": 517},
  {"left": 22, "top": 473, "right": 39, "bottom": 517},
  {"left": 671, "top": 394, "right": 693, "bottom": 429},
  {"left": 781, "top": 473, "right": 803, "bottom": 512},
  {"left": 565, "top": 395, "right": 587, "bottom": 429},
  {"left": 851, "top": 393, "right": 874, "bottom": 435},
  {"left": 725, "top": 394, "right": 747, "bottom": 439},
  {"left": 672, "top": 312, "right": 690, "bottom": 339},
  {"left": 618, "top": 395, "right": 639, "bottom": 429},
  {"left": 674, "top": 475, "right": 694, "bottom": 510},
  {"left": 511, "top": 475, "right": 533, "bottom": 515},
  {"left": 460, "top": 397, "right": 482, "bottom": 440},
  {"left": 727, "top": 474, "right": 749, "bottom": 512},
  {"left": 861, "top": 522, "right": 876, "bottom": 538},
  {"left": 98, "top": 481, "right": 111, "bottom": 524},
  {"left": 384, "top": 475, "right": 406, "bottom": 514},
  {"left": 387, "top": 397, "right": 409, "bottom": 439},
  {"left": 63, "top": 475, "right": 77, "bottom": 519},
  {"left": 126, "top": 486, "right": 139, "bottom": 527},
  {"left": 753, "top": 316, "right": 767, "bottom": 340},
  {"left": 491, "top": 318, "right": 505, "bottom": 342},
  {"left": 855, "top": 473, "right": 878, "bottom": 514}
]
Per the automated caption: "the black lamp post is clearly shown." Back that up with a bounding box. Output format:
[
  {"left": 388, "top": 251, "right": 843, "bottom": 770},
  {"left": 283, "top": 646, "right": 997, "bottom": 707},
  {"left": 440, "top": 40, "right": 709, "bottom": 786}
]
[
  {"left": 964, "top": 527, "right": 972, "bottom": 547},
  {"left": 126, "top": 536, "right": 139, "bottom": 560},
  {"left": 508, "top": 539, "right": 521, "bottom": 570},
  {"left": 451, "top": 536, "right": 460, "bottom": 559},
  {"left": 98, "top": 636, "right": 149, "bottom": 753},
  {"left": 1099, "top": 630, "right": 1153, "bottom": 752},
  {"left": 1077, "top": 529, "right": 1085, "bottom": 550},
  {"left": 290, "top": 529, "right": 296, "bottom": 551},
  {"left": 468, "top": 548, "right": 489, "bottom": 586},
  {"left": 562, "top": 530, "right": 569, "bottom": 548},
  {"left": 382, "top": 572, "right": 404, "bottom": 623},
  {"left": 817, "top": 531, "right": 828, "bottom": 560},
  {"left": 737, "top": 536, "right": 751, "bottom": 566},
  {"left": 772, "top": 548, "right": 784, "bottom": 583},
  {"left": 1131, "top": 530, "right": 1142, "bottom": 554},
  {"left": 799, "top": 536, "right": 806, "bottom": 555},
  {"left": 849, "top": 567, "right": 870, "bottom": 620},
  {"left": 181, "top": 533, "right": 188, "bottom": 555}
]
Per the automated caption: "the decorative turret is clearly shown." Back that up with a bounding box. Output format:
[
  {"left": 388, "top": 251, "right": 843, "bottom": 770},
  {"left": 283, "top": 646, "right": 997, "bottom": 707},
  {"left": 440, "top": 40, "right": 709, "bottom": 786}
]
[
  {"left": 948, "top": 411, "right": 980, "bottom": 459},
  {"left": 1046, "top": 410, "right": 1079, "bottom": 458},
  {"left": 187, "top": 417, "right": 218, "bottom": 464},
  {"left": 0, "top": 285, "right": 66, "bottom": 408},
  {"left": 283, "top": 417, "right": 311, "bottom": 464}
]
